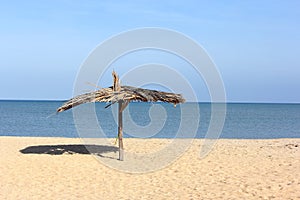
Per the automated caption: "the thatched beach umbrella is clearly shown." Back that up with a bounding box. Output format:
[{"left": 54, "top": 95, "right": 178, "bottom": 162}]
[{"left": 57, "top": 71, "right": 185, "bottom": 160}]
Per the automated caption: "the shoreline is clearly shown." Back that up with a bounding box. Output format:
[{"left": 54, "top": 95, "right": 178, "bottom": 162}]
[{"left": 1, "top": 135, "right": 300, "bottom": 139}]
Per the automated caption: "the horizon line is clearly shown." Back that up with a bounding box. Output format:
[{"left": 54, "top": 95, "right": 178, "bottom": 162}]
[{"left": 0, "top": 98, "right": 299, "bottom": 104}]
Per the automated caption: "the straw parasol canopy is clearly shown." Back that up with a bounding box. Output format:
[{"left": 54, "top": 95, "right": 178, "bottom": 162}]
[{"left": 57, "top": 71, "right": 185, "bottom": 160}]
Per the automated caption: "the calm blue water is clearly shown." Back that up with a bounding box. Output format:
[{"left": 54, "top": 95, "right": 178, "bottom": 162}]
[{"left": 0, "top": 100, "right": 299, "bottom": 138}]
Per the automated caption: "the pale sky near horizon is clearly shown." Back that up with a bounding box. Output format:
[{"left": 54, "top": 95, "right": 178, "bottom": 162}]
[{"left": 0, "top": 1, "right": 299, "bottom": 102}]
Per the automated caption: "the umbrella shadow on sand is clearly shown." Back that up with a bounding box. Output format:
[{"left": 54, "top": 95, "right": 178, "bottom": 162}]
[{"left": 20, "top": 144, "right": 118, "bottom": 158}]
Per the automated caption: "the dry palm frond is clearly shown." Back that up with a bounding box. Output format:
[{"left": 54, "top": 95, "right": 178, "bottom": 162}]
[
  {"left": 57, "top": 85, "right": 185, "bottom": 113},
  {"left": 57, "top": 71, "right": 185, "bottom": 113}
]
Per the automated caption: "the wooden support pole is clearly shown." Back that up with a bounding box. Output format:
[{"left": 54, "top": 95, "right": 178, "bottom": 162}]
[{"left": 118, "top": 101, "right": 124, "bottom": 161}]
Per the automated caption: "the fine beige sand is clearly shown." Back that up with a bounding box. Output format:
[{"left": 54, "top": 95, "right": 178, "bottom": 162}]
[{"left": 1, "top": 137, "right": 299, "bottom": 199}]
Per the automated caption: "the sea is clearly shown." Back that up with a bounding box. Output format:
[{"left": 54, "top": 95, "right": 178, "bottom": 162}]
[{"left": 0, "top": 100, "right": 299, "bottom": 139}]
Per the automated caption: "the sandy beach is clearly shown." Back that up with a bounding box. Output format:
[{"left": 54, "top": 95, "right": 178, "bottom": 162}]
[{"left": 0, "top": 137, "right": 299, "bottom": 199}]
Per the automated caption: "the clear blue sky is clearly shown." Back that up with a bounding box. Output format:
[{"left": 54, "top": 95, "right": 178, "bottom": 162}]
[{"left": 0, "top": 0, "right": 299, "bottom": 102}]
